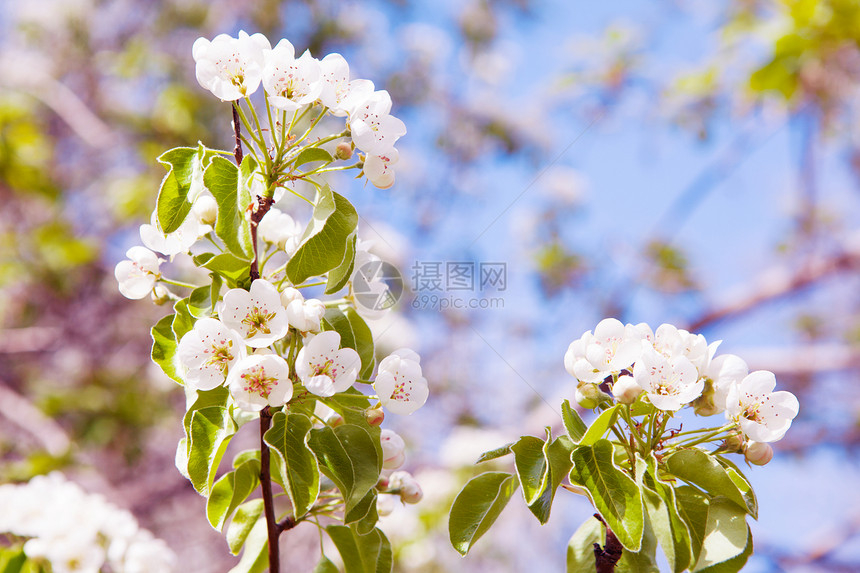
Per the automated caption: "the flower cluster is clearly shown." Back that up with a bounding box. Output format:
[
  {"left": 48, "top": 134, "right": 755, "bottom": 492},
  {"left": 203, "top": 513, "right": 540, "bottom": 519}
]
[
  {"left": 566, "top": 318, "right": 799, "bottom": 462},
  {"left": 192, "top": 31, "right": 405, "bottom": 188},
  {"left": 0, "top": 473, "right": 175, "bottom": 573}
]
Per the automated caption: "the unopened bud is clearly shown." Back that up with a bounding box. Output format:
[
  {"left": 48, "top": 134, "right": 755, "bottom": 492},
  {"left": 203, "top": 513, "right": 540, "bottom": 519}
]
[
  {"left": 692, "top": 378, "right": 718, "bottom": 416},
  {"left": 388, "top": 470, "right": 423, "bottom": 504},
  {"left": 744, "top": 441, "right": 773, "bottom": 466},
  {"left": 575, "top": 384, "right": 601, "bottom": 409},
  {"left": 366, "top": 407, "right": 385, "bottom": 427},
  {"left": 380, "top": 429, "right": 406, "bottom": 470},
  {"left": 612, "top": 375, "right": 643, "bottom": 405},
  {"left": 193, "top": 195, "right": 218, "bottom": 226},
  {"left": 151, "top": 285, "right": 171, "bottom": 306},
  {"left": 335, "top": 142, "right": 353, "bottom": 161}
]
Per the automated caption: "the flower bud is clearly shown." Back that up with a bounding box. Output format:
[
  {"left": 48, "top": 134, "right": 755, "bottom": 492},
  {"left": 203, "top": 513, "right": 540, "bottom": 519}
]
[
  {"left": 193, "top": 195, "right": 218, "bottom": 226},
  {"left": 365, "top": 407, "right": 385, "bottom": 427},
  {"left": 612, "top": 375, "right": 643, "bottom": 405},
  {"left": 376, "top": 494, "right": 396, "bottom": 516},
  {"left": 380, "top": 429, "right": 406, "bottom": 470},
  {"left": 150, "top": 285, "right": 171, "bottom": 305},
  {"left": 335, "top": 142, "right": 353, "bottom": 161},
  {"left": 744, "top": 441, "right": 773, "bottom": 466},
  {"left": 389, "top": 471, "right": 423, "bottom": 504},
  {"left": 692, "top": 378, "right": 718, "bottom": 416},
  {"left": 720, "top": 431, "right": 745, "bottom": 454},
  {"left": 575, "top": 383, "right": 601, "bottom": 409}
]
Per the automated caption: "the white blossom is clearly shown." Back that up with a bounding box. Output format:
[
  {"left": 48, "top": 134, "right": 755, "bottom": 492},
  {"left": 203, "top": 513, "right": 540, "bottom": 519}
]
[
  {"left": 347, "top": 90, "right": 406, "bottom": 155},
  {"left": 295, "top": 331, "right": 361, "bottom": 397},
  {"left": 364, "top": 148, "right": 399, "bottom": 189},
  {"left": 177, "top": 317, "right": 246, "bottom": 391},
  {"left": 695, "top": 353, "right": 749, "bottom": 416},
  {"left": 612, "top": 375, "right": 644, "bottom": 405},
  {"left": 633, "top": 343, "right": 702, "bottom": 411},
  {"left": 374, "top": 348, "right": 428, "bottom": 415},
  {"left": 227, "top": 353, "right": 293, "bottom": 411},
  {"left": 726, "top": 370, "right": 799, "bottom": 443},
  {"left": 139, "top": 209, "right": 201, "bottom": 257},
  {"left": 219, "top": 279, "right": 289, "bottom": 348},
  {"left": 263, "top": 40, "right": 322, "bottom": 111},
  {"left": 114, "top": 246, "right": 161, "bottom": 300},
  {"left": 281, "top": 287, "right": 325, "bottom": 332},
  {"left": 257, "top": 207, "right": 303, "bottom": 254},
  {"left": 318, "top": 53, "right": 374, "bottom": 116},
  {"left": 193, "top": 31, "right": 270, "bottom": 100},
  {"left": 569, "top": 318, "right": 642, "bottom": 384}
]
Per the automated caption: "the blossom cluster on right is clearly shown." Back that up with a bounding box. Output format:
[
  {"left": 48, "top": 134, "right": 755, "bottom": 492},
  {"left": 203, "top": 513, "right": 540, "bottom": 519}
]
[{"left": 565, "top": 318, "right": 800, "bottom": 464}]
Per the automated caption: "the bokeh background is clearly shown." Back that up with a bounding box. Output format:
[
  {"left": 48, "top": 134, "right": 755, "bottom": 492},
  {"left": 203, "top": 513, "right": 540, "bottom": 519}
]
[{"left": 2, "top": 0, "right": 860, "bottom": 571}]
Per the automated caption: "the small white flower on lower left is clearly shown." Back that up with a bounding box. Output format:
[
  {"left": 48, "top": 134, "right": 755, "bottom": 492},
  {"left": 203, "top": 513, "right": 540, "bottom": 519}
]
[
  {"left": 115, "top": 246, "right": 161, "bottom": 299},
  {"left": 228, "top": 354, "right": 293, "bottom": 411}
]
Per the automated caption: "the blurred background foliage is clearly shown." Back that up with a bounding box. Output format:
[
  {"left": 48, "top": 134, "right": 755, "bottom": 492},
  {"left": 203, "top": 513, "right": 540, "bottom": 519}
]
[{"left": 2, "top": 0, "right": 860, "bottom": 571}]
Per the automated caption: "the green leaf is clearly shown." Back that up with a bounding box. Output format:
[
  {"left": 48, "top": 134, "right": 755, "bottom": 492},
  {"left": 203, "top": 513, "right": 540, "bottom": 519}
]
[
  {"left": 186, "top": 406, "right": 236, "bottom": 496},
  {"left": 561, "top": 399, "right": 588, "bottom": 442},
  {"left": 665, "top": 449, "right": 756, "bottom": 517},
  {"left": 189, "top": 285, "right": 213, "bottom": 318},
  {"left": 227, "top": 515, "right": 268, "bottom": 573},
  {"left": 322, "top": 306, "right": 375, "bottom": 379},
  {"left": 348, "top": 489, "right": 379, "bottom": 534},
  {"left": 325, "top": 233, "right": 357, "bottom": 294},
  {"left": 206, "top": 458, "right": 261, "bottom": 530},
  {"left": 155, "top": 148, "right": 195, "bottom": 234},
  {"left": 476, "top": 442, "right": 514, "bottom": 463},
  {"left": 674, "top": 486, "right": 710, "bottom": 563},
  {"left": 512, "top": 435, "right": 548, "bottom": 506},
  {"left": 226, "top": 499, "right": 264, "bottom": 555},
  {"left": 691, "top": 498, "right": 749, "bottom": 572},
  {"left": 569, "top": 439, "right": 644, "bottom": 551},
  {"left": 263, "top": 412, "right": 320, "bottom": 518},
  {"left": 0, "top": 546, "right": 27, "bottom": 573},
  {"left": 205, "top": 155, "right": 255, "bottom": 259},
  {"left": 696, "top": 526, "right": 752, "bottom": 573},
  {"left": 313, "top": 556, "right": 340, "bottom": 573},
  {"left": 151, "top": 314, "right": 182, "bottom": 384},
  {"left": 566, "top": 515, "right": 603, "bottom": 573},
  {"left": 641, "top": 456, "right": 692, "bottom": 573},
  {"left": 287, "top": 185, "right": 358, "bottom": 284},
  {"left": 326, "top": 525, "right": 393, "bottom": 573},
  {"left": 172, "top": 298, "right": 196, "bottom": 341},
  {"left": 617, "top": 516, "right": 659, "bottom": 573},
  {"left": 293, "top": 147, "right": 334, "bottom": 168},
  {"left": 200, "top": 252, "right": 252, "bottom": 289},
  {"left": 578, "top": 405, "right": 619, "bottom": 445},
  {"left": 448, "top": 472, "right": 519, "bottom": 556},
  {"left": 714, "top": 455, "right": 758, "bottom": 520},
  {"left": 308, "top": 424, "right": 380, "bottom": 516}
]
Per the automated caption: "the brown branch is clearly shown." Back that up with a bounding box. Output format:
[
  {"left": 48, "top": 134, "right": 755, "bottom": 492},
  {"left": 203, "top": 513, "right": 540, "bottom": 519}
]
[
  {"left": 232, "top": 104, "right": 243, "bottom": 166},
  {"left": 249, "top": 195, "right": 275, "bottom": 281},
  {"left": 687, "top": 246, "right": 860, "bottom": 332},
  {"left": 593, "top": 513, "right": 623, "bottom": 573},
  {"left": 259, "top": 406, "right": 280, "bottom": 573}
]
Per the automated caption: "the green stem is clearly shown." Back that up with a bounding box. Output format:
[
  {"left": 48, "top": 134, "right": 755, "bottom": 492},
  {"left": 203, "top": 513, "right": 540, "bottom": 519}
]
[{"left": 159, "top": 277, "right": 198, "bottom": 289}]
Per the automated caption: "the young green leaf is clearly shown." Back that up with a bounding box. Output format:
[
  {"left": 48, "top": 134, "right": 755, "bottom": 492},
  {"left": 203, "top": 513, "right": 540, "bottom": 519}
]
[
  {"left": 263, "top": 412, "right": 320, "bottom": 519},
  {"left": 714, "top": 455, "right": 758, "bottom": 520},
  {"left": 326, "top": 525, "right": 393, "bottom": 573},
  {"left": 287, "top": 185, "right": 358, "bottom": 284},
  {"left": 186, "top": 406, "right": 236, "bottom": 496},
  {"left": 312, "top": 556, "right": 340, "bottom": 573},
  {"left": 512, "top": 435, "right": 549, "bottom": 507},
  {"left": 641, "top": 456, "right": 692, "bottom": 573},
  {"left": 690, "top": 498, "right": 749, "bottom": 572},
  {"left": 566, "top": 516, "right": 603, "bottom": 573},
  {"left": 151, "top": 314, "right": 182, "bottom": 384},
  {"left": 325, "top": 233, "right": 357, "bottom": 294},
  {"left": 674, "top": 486, "right": 710, "bottom": 563},
  {"left": 322, "top": 306, "right": 375, "bottom": 379},
  {"left": 695, "top": 525, "right": 752, "bottom": 573},
  {"left": 188, "top": 285, "right": 213, "bottom": 318},
  {"left": 448, "top": 472, "right": 519, "bottom": 556},
  {"left": 347, "top": 489, "right": 380, "bottom": 533},
  {"left": 204, "top": 155, "right": 255, "bottom": 260},
  {"left": 155, "top": 147, "right": 197, "bottom": 234},
  {"left": 226, "top": 515, "right": 268, "bottom": 573},
  {"left": 292, "top": 147, "right": 334, "bottom": 168},
  {"left": 561, "top": 399, "right": 588, "bottom": 442},
  {"left": 665, "top": 449, "right": 756, "bottom": 517},
  {"left": 308, "top": 424, "right": 380, "bottom": 516},
  {"left": 569, "top": 439, "right": 644, "bottom": 551},
  {"left": 200, "top": 252, "right": 252, "bottom": 288},
  {"left": 226, "top": 500, "right": 264, "bottom": 555},
  {"left": 476, "top": 442, "right": 514, "bottom": 463},
  {"left": 172, "top": 298, "right": 195, "bottom": 341},
  {"left": 206, "top": 458, "right": 261, "bottom": 530},
  {"left": 578, "top": 405, "right": 619, "bottom": 446}
]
